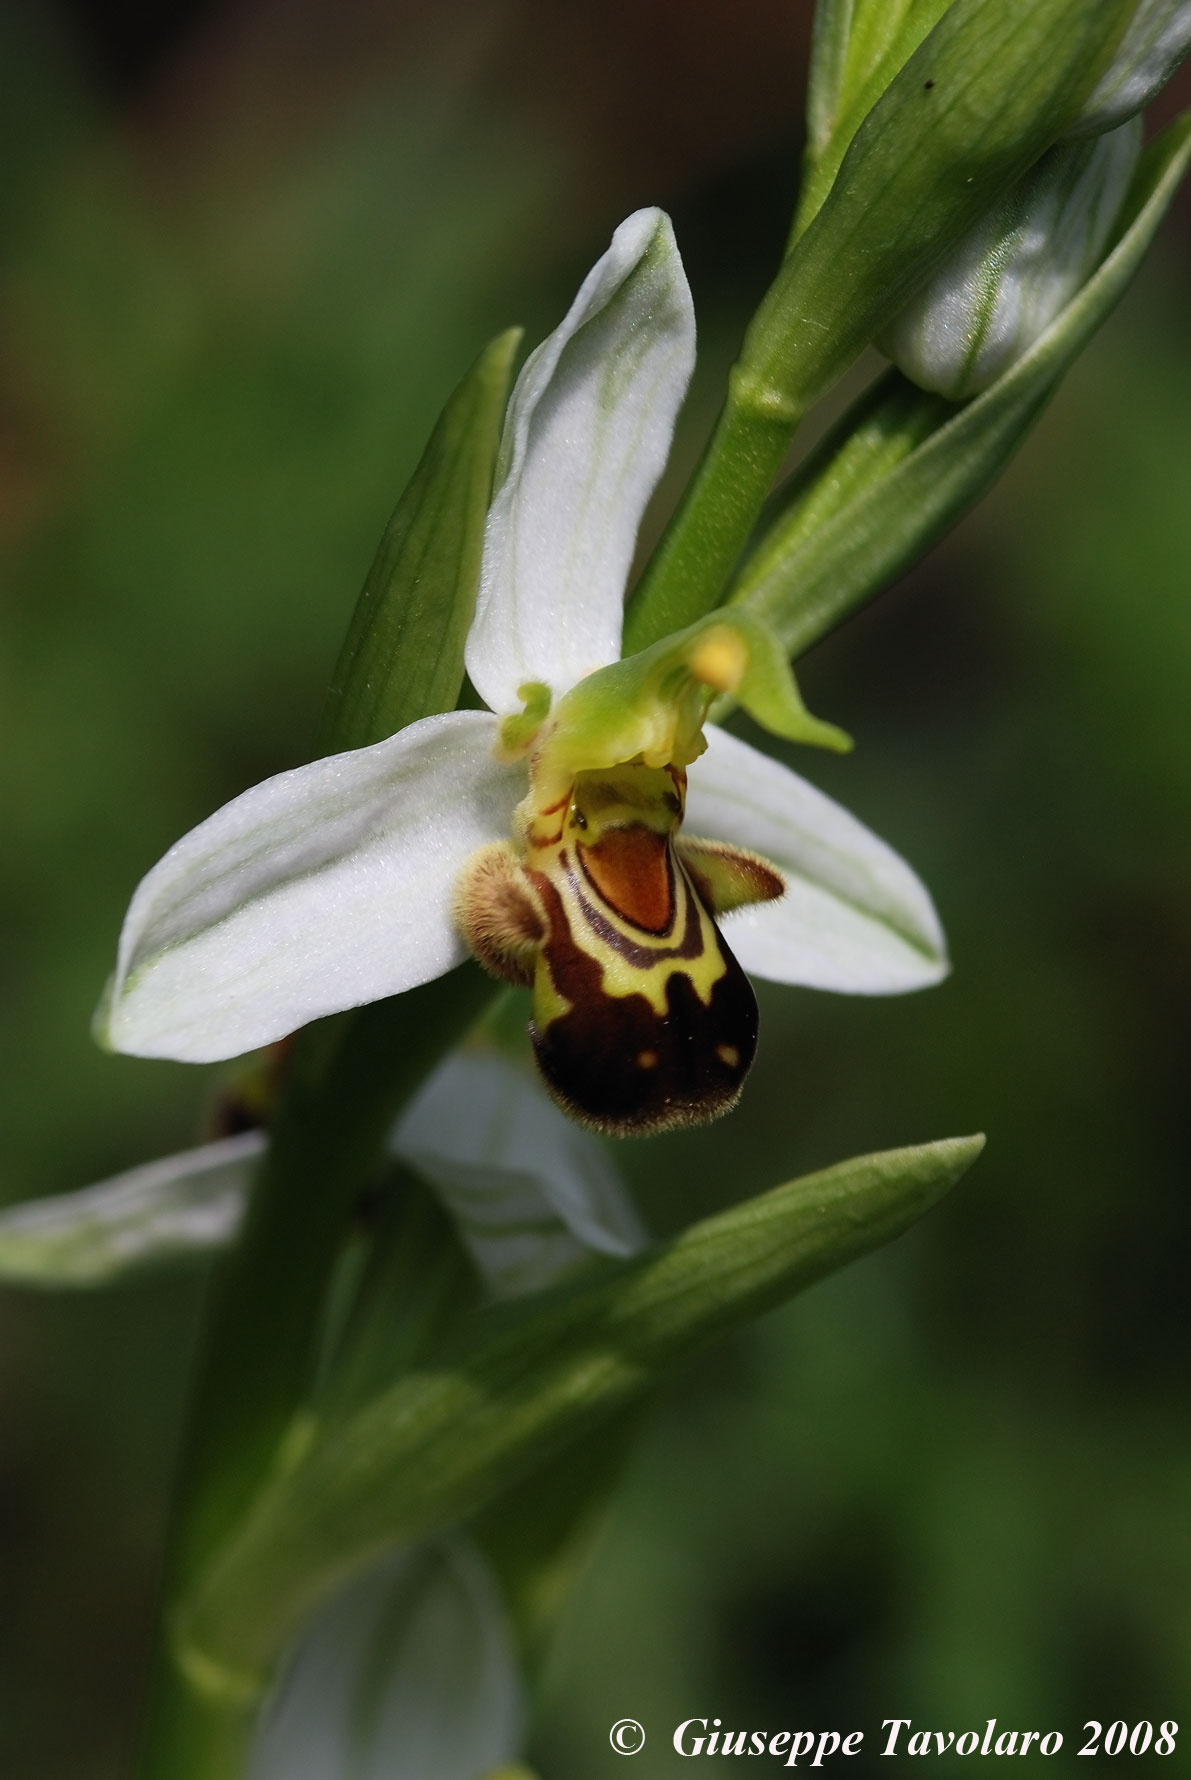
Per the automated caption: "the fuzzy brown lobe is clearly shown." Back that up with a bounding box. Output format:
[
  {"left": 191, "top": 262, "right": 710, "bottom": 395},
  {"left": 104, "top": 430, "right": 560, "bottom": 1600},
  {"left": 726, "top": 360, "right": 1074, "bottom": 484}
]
[{"left": 454, "top": 843, "right": 544, "bottom": 988}]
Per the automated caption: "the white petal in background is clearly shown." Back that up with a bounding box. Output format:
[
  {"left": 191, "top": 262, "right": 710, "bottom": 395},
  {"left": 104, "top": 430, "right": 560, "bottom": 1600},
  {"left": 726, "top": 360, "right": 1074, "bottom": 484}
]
[
  {"left": 0, "top": 1134, "right": 263, "bottom": 1287},
  {"left": 394, "top": 1048, "right": 647, "bottom": 1298},
  {"left": 1, "top": 1051, "right": 644, "bottom": 1297},
  {"left": 1070, "top": 0, "right": 1191, "bottom": 134},
  {"left": 465, "top": 207, "right": 696, "bottom": 715},
  {"left": 685, "top": 726, "right": 948, "bottom": 994},
  {"left": 249, "top": 1537, "right": 523, "bottom": 1780},
  {"left": 102, "top": 711, "right": 522, "bottom": 1063}
]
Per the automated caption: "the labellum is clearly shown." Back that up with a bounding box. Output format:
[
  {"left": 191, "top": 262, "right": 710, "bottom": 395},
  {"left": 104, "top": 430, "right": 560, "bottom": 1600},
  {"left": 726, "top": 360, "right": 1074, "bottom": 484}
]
[{"left": 456, "top": 759, "right": 784, "bottom": 1135}]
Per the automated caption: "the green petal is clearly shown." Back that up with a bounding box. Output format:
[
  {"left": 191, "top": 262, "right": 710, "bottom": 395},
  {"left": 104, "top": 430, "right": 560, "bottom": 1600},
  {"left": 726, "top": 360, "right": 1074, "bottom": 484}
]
[{"left": 538, "top": 611, "right": 847, "bottom": 801}]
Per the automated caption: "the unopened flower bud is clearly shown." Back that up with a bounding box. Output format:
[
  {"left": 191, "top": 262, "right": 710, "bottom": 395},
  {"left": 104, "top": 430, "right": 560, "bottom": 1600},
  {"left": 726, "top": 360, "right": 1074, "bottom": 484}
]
[
  {"left": 880, "top": 120, "right": 1141, "bottom": 401},
  {"left": 1069, "top": 0, "right": 1191, "bottom": 135}
]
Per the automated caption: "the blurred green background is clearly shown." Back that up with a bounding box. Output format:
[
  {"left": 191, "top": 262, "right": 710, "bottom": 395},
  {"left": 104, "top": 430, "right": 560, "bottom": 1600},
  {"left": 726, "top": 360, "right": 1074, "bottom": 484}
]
[{"left": 1, "top": 1, "right": 1189, "bottom": 1773}]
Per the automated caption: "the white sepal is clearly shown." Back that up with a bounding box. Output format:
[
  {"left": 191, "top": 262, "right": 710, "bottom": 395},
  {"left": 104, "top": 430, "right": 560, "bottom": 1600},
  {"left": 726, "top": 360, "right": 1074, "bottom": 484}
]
[
  {"left": 394, "top": 1048, "right": 646, "bottom": 1298},
  {"left": 685, "top": 727, "right": 948, "bottom": 993},
  {"left": 102, "top": 711, "right": 521, "bottom": 1063},
  {"left": 0, "top": 1134, "right": 262, "bottom": 1288},
  {"left": 465, "top": 208, "right": 696, "bottom": 715},
  {"left": 1070, "top": 0, "right": 1191, "bottom": 135},
  {"left": 250, "top": 1538, "right": 522, "bottom": 1780}
]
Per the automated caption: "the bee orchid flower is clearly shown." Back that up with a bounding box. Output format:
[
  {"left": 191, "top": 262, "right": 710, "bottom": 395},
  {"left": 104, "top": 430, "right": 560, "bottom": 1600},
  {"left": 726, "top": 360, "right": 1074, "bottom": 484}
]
[{"left": 99, "top": 209, "right": 947, "bottom": 1133}]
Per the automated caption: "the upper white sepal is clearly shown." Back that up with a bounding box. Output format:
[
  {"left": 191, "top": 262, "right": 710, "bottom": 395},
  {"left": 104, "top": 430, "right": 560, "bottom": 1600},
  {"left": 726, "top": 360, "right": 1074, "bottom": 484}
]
[{"left": 466, "top": 208, "right": 696, "bottom": 715}]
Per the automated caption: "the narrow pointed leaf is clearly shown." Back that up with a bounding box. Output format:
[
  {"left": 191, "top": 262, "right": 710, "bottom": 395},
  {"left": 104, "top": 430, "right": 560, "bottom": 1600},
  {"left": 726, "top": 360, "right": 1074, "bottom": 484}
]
[
  {"left": 730, "top": 114, "right": 1191, "bottom": 657},
  {"left": 0, "top": 1135, "right": 261, "bottom": 1288},
  {"left": 174, "top": 1135, "right": 984, "bottom": 1688},
  {"left": 688, "top": 727, "right": 947, "bottom": 992},
  {"left": 804, "top": 0, "right": 857, "bottom": 162},
  {"left": 320, "top": 330, "right": 521, "bottom": 752}
]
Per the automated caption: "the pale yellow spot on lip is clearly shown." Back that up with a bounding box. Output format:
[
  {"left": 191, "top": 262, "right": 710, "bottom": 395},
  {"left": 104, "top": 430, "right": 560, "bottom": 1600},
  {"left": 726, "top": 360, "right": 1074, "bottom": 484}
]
[
  {"left": 688, "top": 627, "right": 747, "bottom": 695},
  {"left": 716, "top": 1043, "right": 740, "bottom": 1068},
  {"left": 637, "top": 1049, "right": 659, "bottom": 1069}
]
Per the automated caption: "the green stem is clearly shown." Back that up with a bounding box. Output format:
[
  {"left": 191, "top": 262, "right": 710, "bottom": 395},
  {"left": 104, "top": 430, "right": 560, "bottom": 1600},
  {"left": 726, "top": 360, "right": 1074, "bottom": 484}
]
[
  {"left": 621, "top": 368, "right": 805, "bottom": 655},
  {"left": 173, "top": 966, "right": 495, "bottom": 1586},
  {"left": 625, "top": 0, "right": 1135, "bottom": 653},
  {"left": 139, "top": 1654, "right": 257, "bottom": 1780},
  {"left": 139, "top": 966, "right": 495, "bottom": 1779}
]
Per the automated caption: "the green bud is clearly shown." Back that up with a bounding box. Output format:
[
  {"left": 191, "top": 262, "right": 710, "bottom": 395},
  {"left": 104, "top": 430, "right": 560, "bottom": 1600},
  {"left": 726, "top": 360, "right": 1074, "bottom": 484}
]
[
  {"left": 744, "top": 0, "right": 1136, "bottom": 415},
  {"left": 624, "top": 0, "right": 1138, "bottom": 649},
  {"left": 881, "top": 119, "right": 1140, "bottom": 400},
  {"left": 729, "top": 115, "right": 1191, "bottom": 659}
]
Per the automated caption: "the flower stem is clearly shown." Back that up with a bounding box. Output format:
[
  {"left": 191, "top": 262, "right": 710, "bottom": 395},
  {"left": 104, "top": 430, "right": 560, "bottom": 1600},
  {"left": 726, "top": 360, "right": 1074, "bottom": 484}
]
[
  {"left": 139, "top": 964, "right": 495, "bottom": 1777},
  {"left": 138, "top": 1653, "right": 257, "bottom": 1780},
  {"left": 622, "top": 368, "right": 805, "bottom": 655}
]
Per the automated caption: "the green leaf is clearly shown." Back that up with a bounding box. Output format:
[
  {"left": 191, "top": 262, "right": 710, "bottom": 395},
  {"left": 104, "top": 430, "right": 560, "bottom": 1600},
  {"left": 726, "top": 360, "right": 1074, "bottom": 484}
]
[
  {"left": 624, "top": 0, "right": 1136, "bottom": 651},
  {"left": 170, "top": 965, "right": 496, "bottom": 1595},
  {"left": 472, "top": 1403, "right": 650, "bottom": 1668},
  {"left": 171, "top": 1135, "right": 984, "bottom": 1695},
  {"left": 320, "top": 327, "right": 521, "bottom": 752},
  {"left": 730, "top": 113, "right": 1191, "bottom": 657}
]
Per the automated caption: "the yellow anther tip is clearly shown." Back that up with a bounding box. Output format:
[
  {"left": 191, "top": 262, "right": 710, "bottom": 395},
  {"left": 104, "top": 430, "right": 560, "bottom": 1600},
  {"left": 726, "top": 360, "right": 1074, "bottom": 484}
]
[{"left": 688, "top": 627, "right": 747, "bottom": 694}]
